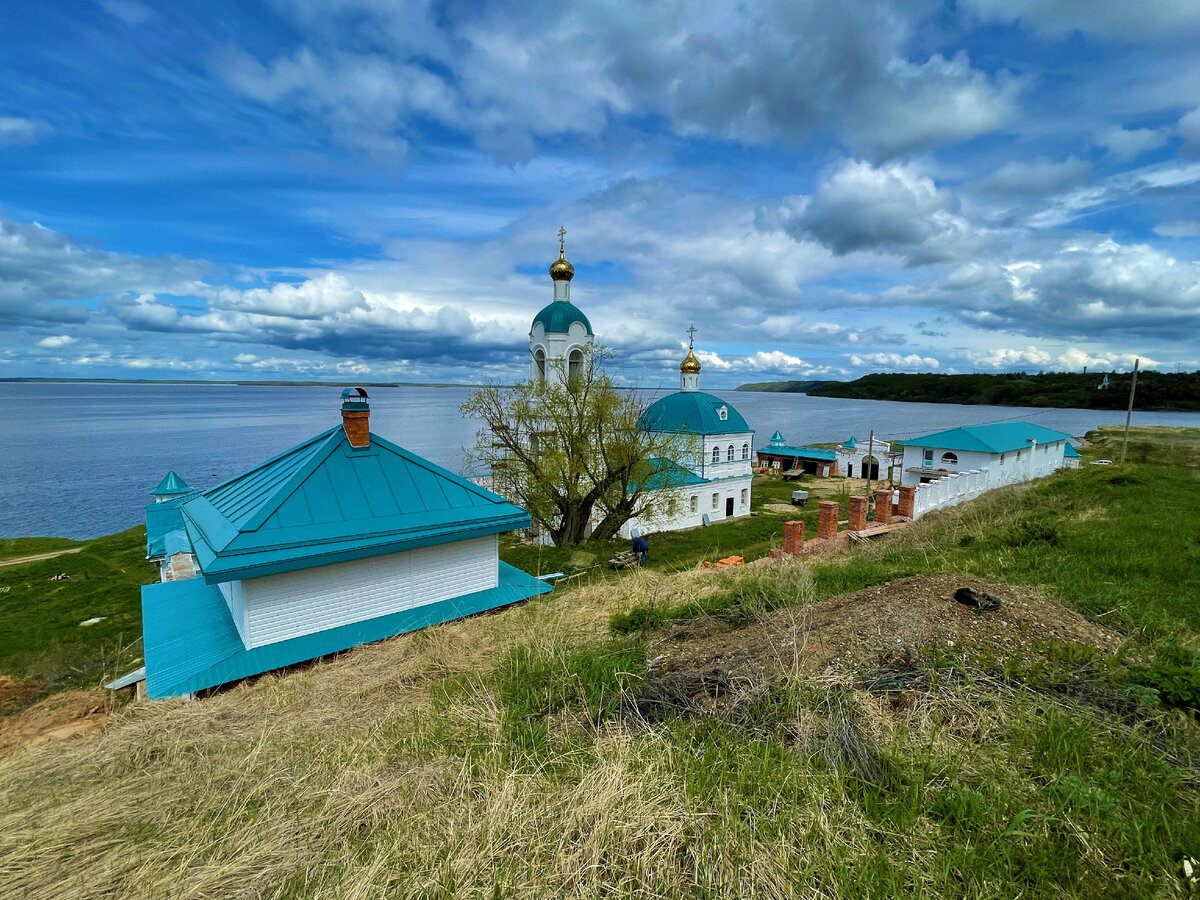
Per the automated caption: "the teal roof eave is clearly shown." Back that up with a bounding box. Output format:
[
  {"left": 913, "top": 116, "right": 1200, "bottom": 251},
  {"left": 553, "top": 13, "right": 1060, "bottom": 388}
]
[
  {"left": 142, "top": 560, "right": 552, "bottom": 699},
  {"left": 193, "top": 510, "right": 530, "bottom": 583},
  {"left": 756, "top": 445, "right": 837, "bottom": 460},
  {"left": 1064, "top": 444, "right": 1081, "bottom": 457},
  {"left": 899, "top": 422, "right": 1073, "bottom": 454}
]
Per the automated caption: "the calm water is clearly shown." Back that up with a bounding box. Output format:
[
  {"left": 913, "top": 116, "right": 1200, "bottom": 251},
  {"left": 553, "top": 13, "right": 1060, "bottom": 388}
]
[{"left": 3, "top": 382, "right": 1198, "bottom": 539}]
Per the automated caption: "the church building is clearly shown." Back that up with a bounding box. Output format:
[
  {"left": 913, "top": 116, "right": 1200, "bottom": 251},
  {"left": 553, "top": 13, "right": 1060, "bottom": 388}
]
[
  {"left": 529, "top": 227, "right": 594, "bottom": 385},
  {"left": 621, "top": 331, "right": 755, "bottom": 537}
]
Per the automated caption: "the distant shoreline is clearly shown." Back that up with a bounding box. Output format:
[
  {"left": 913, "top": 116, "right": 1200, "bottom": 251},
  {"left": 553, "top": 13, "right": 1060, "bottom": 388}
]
[{"left": 0, "top": 377, "right": 469, "bottom": 388}]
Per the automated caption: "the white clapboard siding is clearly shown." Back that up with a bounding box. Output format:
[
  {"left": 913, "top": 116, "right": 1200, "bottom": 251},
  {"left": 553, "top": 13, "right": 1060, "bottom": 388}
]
[
  {"left": 233, "top": 536, "right": 497, "bottom": 649},
  {"left": 218, "top": 579, "right": 249, "bottom": 645}
]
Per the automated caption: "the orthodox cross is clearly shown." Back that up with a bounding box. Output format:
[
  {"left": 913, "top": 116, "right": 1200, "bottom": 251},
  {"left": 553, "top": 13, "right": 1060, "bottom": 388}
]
[
  {"left": 687, "top": 324, "right": 697, "bottom": 347},
  {"left": 557, "top": 226, "right": 566, "bottom": 254}
]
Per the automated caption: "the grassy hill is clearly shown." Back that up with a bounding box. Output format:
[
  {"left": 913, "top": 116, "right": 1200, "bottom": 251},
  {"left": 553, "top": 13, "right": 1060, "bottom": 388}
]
[
  {"left": 2, "top": 454, "right": 1199, "bottom": 897},
  {"left": 734, "top": 379, "right": 836, "bottom": 393},
  {"left": 802, "top": 370, "right": 1200, "bottom": 411}
]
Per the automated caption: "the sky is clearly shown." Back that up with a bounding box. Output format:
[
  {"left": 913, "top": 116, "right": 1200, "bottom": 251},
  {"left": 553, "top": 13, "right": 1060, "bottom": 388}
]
[{"left": 1, "top": 0, "right": 1199, "bottom": 388}]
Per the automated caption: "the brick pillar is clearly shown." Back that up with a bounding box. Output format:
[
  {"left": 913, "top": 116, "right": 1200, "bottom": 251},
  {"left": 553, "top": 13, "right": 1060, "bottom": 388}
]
[
  {"left": 342, "top": 409, "right": 370, "bottom": 448},
  {"left": 782, "top": 520, "right": 805, "bottom": 555},
  {"left": 897, "top": 485, "right": 916, "bottom": 519},
  {"left": 817, "top": 500, "right": 839, "bottom": 540},
  {"left": 874, "top": 489, "right": 892, "bottom": 524},
  {"left": 848, "top": 496, "right": 867, "bottom": 531}
]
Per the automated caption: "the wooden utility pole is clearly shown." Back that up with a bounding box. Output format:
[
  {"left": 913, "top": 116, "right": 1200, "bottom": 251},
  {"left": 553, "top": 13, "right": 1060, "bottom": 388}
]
[
  {"left": 1119, "top": 358, "right": 1140, "bottom": 464},
  {"left": 865, "top": 428, "right": 874, "bottom": 515}
]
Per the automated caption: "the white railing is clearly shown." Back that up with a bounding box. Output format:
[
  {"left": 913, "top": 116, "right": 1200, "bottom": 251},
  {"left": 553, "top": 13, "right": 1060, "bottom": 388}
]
[{"left": 911, "top": 454, "right": 1065, "bottom": 519}]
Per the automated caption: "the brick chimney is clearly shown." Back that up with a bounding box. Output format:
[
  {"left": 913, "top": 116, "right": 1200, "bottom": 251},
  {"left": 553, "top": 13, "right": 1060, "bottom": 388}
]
[{"left": 340, "top": 387, "right": 370, "bottom": 448}]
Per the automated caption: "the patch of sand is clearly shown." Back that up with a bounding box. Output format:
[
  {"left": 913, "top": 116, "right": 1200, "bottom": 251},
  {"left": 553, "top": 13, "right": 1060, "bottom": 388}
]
[{"left": 0, "top": 688, "right": 110, "bottom": 759}]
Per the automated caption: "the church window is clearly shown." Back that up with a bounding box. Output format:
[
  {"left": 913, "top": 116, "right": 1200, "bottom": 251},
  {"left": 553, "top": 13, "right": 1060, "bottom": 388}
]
[
  {"left": 740, "top": 489, "right": 748, "bottom": 506},
  {"left": 711, "top": 446, "right": 721, "bottom": 464},
  {"left": 941, "top": 452, "right": 958, "bottom": 465},
  {"left": 923, "top": 449, "right": 933, "bottom": 466},
  {"left": 712, "top": 493, "right": 719, "bottom": 510},
  {"left": 568, "top": 348, "right": 583, "bottom": 380},
  {"left": 717, "top": 405, "right": 728, "bottom": 421},
  {"left": 690, "top": 496, "right": 698, "bottom": 513},
  {"left": 727, "top": 444, "right": 734, "bottom": 462},
  {"left": 742, "top": 443, "right": 749, "bottom": 460},
  {"left": 534, "top": 348, "right": 546, "bottom": 383}
]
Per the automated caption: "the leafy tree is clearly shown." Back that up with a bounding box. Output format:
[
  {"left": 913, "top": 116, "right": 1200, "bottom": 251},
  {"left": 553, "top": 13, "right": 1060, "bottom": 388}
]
[{"left": 462, "top": 347, "right": 696, "bottom": 547}]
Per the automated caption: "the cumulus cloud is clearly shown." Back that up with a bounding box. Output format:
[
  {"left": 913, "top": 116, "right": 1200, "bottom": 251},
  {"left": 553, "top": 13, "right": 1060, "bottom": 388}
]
[
  {"left": 1098, "top": 126, "right": 1168, "bottom": 162},
  {"left": 958, "top": 345, "right": 1156, "bottom": 372},
  {"left": 36, "top": 335, "right": 76, "bottom": 348},
  {"left": 848, "top": 352, "right": 940, "bottom": 371},
  {"left": 778, "top": 160, "right": 982, "bottom": 265},
  {"left": 217, "top": 0, "right": 1016, "bottom": 162}
]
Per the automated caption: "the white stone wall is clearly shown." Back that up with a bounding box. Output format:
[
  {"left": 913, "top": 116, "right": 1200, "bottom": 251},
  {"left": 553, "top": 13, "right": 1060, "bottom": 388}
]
[
  {"left": 906, "top": 439, "right": 1068, "bottom": 519},
  {"left": 695, "top": 431, "right": 755, "bottom": 481}
]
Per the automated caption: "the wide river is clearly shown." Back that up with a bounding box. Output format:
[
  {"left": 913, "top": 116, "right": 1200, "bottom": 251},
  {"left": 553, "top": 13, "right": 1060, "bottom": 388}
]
[{"left": 2, "top": 381, "right": 1198, "bottom": 539}]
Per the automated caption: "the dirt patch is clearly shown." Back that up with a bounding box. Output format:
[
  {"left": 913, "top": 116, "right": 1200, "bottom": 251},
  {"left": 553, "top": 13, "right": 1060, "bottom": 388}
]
[
  {"left": 0, "top": 688, "right": 110, "bottom": 759},
  {"left": 0, "top": 675, "right": 44, "bottom": 715},
  {"left": 764, "top": 502, "right": 805, "bottom": 515},
  {"left": 649, "top": 574, "right": 1123, "bottom": 684},
  {"left": 0, "top": 546, "right": 84, "bottom": 568}
]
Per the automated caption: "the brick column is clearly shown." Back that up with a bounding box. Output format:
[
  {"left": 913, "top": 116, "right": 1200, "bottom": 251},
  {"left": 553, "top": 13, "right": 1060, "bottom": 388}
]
[
  {"left": 817, "top": 500, "right": 839, "bottom": 540},
  {"left": 897, "top": 485, "right": 916, "bottom": 519},
  {"left": 874, "top": 489, "right": 892, "bottom": 524},
  {"left": 782, "top": 520, "right": 805, "bottom": 555},
  {"left": 848, "top": 496, "right": 868, "bottom": 531}
]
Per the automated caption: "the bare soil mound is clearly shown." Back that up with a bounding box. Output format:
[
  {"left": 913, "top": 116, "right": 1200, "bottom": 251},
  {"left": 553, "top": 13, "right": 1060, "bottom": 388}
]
[
  {"left": 0, "top": 675, "right": 43, "bottom": 715},
  {"left": 0, "top": 688, "right": 109, "bottom": 759},
  {"left": 651, "top": 574, "right": 1123, "bottom": 683}
]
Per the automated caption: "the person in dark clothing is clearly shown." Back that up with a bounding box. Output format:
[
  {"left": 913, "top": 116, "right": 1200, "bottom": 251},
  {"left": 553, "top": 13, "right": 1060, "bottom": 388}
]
[{"left": 631, "top": 535, "right": 649, "bottom": 566}]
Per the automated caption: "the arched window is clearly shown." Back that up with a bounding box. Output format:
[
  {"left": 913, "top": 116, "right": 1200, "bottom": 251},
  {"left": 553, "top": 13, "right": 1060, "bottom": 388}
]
[
  {"left": 712, "top": 446, "right": 721, "bottom": 464},
  {"left": 941, "top": 452, "right": 958, "bottom": 465},
  {"left": 567, "top": 348, "right": 583, "bottom": 381},
  {"left": 534, "top": 348, "right": 546, "bottom": 383},
  {"left": 742, "top": 443, "right": 749, "bottom": 460},
  {"left": 727, "top": 444, "right": 734, "bottom": 461}
]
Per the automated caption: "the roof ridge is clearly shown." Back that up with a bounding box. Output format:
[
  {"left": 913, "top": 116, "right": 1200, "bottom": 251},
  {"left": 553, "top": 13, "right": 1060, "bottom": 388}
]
[
  {"left": 204, "top": 426, "right": 340, "bottom": 496},
  {"left": 238, "top": 428, "right": 348, "bottom": 533}
]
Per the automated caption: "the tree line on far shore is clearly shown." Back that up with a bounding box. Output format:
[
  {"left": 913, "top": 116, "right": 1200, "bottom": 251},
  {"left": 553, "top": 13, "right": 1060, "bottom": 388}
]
[{"left": 738, "top": 371, "right": 1200, "bottom": 412}]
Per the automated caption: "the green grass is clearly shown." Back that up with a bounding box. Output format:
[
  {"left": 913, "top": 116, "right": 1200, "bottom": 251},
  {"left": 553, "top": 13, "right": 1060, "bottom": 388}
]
[
  {"left": 0, "top": 527, "right": 153, "bottom": 707},
  {"left": 1082, "top": 424, "right": 1200, "bottom": 470},
  {"left": 0, "top": 536, "right": 82, "bottom": 562}
]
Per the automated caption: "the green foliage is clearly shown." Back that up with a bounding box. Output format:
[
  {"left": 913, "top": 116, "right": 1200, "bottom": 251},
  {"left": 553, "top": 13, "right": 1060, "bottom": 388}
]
[
  {"left": 493, "top": 639, "right": 647, "bottom": 722},
  {"left": 807, "top": 369, "right": 1200, "bottom": 411},
  {"left": 1127, "top": 643, "right": 1200, "bottom": 711},
  {"left": 0, "top": 527, "right": 152, "bottom": 709}
]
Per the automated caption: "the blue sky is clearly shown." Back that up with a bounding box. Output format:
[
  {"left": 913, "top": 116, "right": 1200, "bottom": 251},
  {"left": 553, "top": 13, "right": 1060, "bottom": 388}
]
[{"left": 1, "top": 0, "right": 1198, "bottom": 387}]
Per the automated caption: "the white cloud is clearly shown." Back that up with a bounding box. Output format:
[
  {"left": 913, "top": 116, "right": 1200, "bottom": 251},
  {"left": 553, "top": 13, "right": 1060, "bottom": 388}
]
[
  {"left": 1098, "top": 126, "right": 1168, "bottom": 162},
  {"left": 0, "top": 117, "right": 48, "bottom": 146},
  {"left": 848, "top": 352, "right": 940, "bottom": 370},
  {"left": 1180, "top": 106, "right": 1200, "bottom": 152},
  {"left": 963, "top": 0, "right": 1200, "bottom": 41},
  {"left": 960, "top": 346, "right": 1157, "bottom": 372},
  {"left": 36, "top": 335, "right": 76, "bottom": 348},
  {"left": 1153, "top": 220, "right": 1200, "bottom": 237}
]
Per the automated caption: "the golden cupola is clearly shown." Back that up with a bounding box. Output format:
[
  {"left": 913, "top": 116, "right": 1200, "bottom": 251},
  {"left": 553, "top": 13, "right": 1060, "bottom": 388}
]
[
  {"left": 549, "top": 226, "right": 575, "bottom": 282},
  {"left": 680, "top": 346, "right": 701, "bottom": 374}
]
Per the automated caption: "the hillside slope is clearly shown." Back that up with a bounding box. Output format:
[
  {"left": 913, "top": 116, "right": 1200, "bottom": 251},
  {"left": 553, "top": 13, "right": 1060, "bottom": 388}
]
[{"left": 2, "top": 467, "right": 1200, "bottom": 899}]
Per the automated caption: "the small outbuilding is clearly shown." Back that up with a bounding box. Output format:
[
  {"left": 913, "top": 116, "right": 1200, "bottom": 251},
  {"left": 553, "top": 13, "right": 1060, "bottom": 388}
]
[
  {"left": 896, "top": 422, "right": 1073, "bottom": 486},
  {"left": 136, "top": 388, "right": 550, "bottom": 700},
  {"left": 755, "top": 431, "right": 838, "bottom": 477}
]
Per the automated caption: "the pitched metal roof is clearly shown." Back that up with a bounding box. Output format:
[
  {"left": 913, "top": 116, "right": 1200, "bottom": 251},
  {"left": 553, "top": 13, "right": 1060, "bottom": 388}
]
[
  {"left": 150, "top": 470, "right": 192, "bottom": 495},
  {"left": 178, "top": 426, "right": 531, "bottom": 582},
  {"left": 1064, "top": 443, "right": 1081, "bottom": 457},
  {"left": 532, "top": 300, "right": 593, "bottom": 335},
  {"left": 141, "top": 561, "right": 551, "bottom": 699},
  {"left": 145, "top": 498, "right": 186, "bottom": 558},
  {"left": 639, "top": 391, "right": 752, "bottom": 435},
  {"left": 755, "top": 444, "right": 837, "bottom": 461},
  {"left": 897, "top": 422, "right": 1073, "bottom": 454},
  {"left": 632, "top": 457, "right": 709, "bottom": 491}
]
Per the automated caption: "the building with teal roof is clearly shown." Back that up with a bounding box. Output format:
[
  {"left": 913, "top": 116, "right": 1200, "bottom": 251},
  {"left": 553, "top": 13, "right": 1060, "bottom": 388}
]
[
  {"left": 529, "top": 228, "right": 594, "bottom": 386},
  {"left": 133, "top": 388, "right": 550, "bottom": 700},
  {"left": 620, "top": 330, "right": 755, "bottom": 538},
  {"left": 897, "top": 421, "right": 1074, "bottom": 487}
]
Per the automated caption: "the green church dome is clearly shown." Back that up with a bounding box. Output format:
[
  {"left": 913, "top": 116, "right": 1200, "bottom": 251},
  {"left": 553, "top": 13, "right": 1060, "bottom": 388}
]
[
  {"left": 639, "top": 391, "right": 751, "bottom": 435},
  {"left": 532, "top": 300, "right": 592, "bottom": 336}
]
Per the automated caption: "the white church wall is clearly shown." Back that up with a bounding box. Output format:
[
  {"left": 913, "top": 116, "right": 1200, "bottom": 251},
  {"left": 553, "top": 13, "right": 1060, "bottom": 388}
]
[{"left": 618, "top": 473, "right": 754, "bottom": 539}]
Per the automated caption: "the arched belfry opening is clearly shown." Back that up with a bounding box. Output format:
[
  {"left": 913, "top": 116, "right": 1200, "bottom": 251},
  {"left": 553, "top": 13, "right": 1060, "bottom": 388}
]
[{"left": 568, "top": 348, "right": 583, "bottom": 381}]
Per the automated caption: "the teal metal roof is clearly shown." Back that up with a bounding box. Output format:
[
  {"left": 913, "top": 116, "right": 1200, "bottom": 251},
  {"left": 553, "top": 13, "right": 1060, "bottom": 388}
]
[
  {"left": 631, "top": 457, "right": 709, "bottom": 491},
  {"left": 532, "top": 300, "right": 592, "bottom": 335},
  {"left": 756, "top": 444, "right": 837, "bottom": 461},
  {"left": 639, "top": 391, "right": 751, "bottom": 435},
  {"left": 769, "top": 430, "right": 785, "bottom": 444},
  {"left": 898, "top": 422, "right": 1073, "bottom": 454},
  {"left": 843, "top": 437, "right": 856, "bottom": 449},
  {"left": 1064, "top": 443, "right": 1081, "bottom": 457},
  {"left": 141, "top": 561, "right": 551, "bottom": 699},
  {"left": 145, "top": 498, "right": 186, "bottom": 558},
  {"left": 151, "top": 470, "right": 191, "bottom": 495},
  {"left": 178, "top": 426, "right": 531, "bottom": 582}
]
